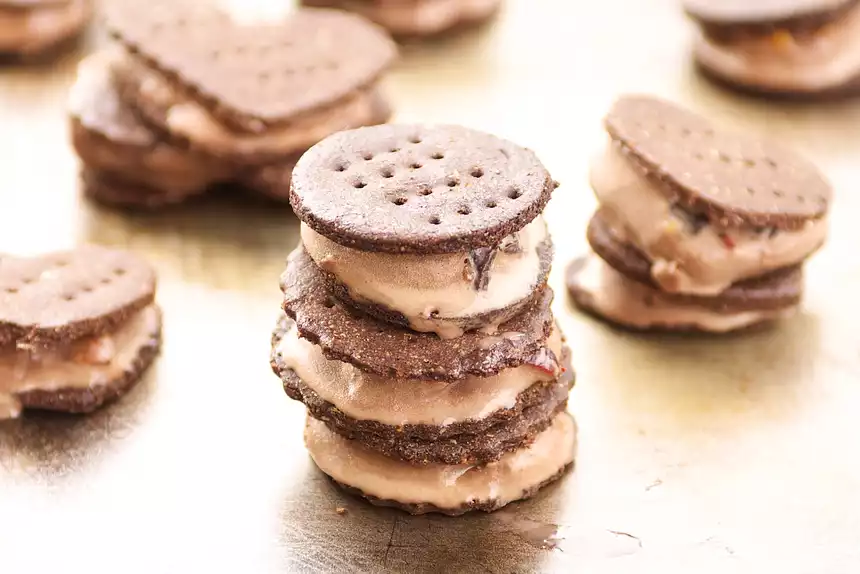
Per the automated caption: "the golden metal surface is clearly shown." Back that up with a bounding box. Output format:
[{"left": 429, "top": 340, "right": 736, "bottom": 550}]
[{"left": 1, "top": 1, "right": 860, "bottom": 572}]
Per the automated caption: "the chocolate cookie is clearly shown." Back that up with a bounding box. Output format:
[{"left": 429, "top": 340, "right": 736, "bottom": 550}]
[
  {"left": 80, "top": 169, "right": 208, "bottom": 210},
  {"left": 271, "top": 314, "right": 574, "bottom": 465},
  {"left": 586, "top": 210, "right": 805, "bottom": 312},
  {"left": 281, "top": 247, "right": 556, "bottom": 380},
  {"left": 0, "top": 245, "right": 162, "bottom": 419},
  {"left": 605, "top": 95, "right": 831, "bottom": 230},
  {"left": 290, "top": 124, "right": 556, "bottom": 253},
  {"left": 105, "top": 2, "right": 396, "bottom": 165}
]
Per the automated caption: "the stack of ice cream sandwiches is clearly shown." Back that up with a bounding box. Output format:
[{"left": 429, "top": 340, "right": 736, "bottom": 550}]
[
  {"left": 68, "top": 0, "right": 396, "bottom": 209},
  {"left": 271, "top": 124, "right": 576, "bottom": 515},
  {"left": 568, "top": 95, "right": 832, "bottom": 333}
]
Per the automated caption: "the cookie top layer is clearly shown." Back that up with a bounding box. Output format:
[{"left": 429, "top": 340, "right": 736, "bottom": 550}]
[
  {"left": 605, "top": 95, "right": 831, "bottom": 230},
  {"left": 290, "top": 124, "right": 556, "bottom": 253},
  {"left": 281, "top": 247, "right": 556, "bottom": 380},
  {"left": 0, "top": 245, "right": 157, "bottom": 345},
  {"left": 684, "top": 0, "right": 857, "bottom": 29},
  {"left": 104, "top": 2, "right": 396, "bottom": 133},
  {"left": 586, "top": 211, "right": 804, "bottom": 312}
]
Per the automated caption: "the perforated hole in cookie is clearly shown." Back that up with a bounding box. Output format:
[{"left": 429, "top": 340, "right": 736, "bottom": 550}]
[
  {"left": 485, "top": 200, "right": 497, "bottom": 209},
  {"left": 410, "top": 162, "right": 423, "bottom": 170},
  {"left": 408, "top": 135, "right": 422, "bottom": 144},
  {"left": 353, "top": 180, "right": 367, "bottom": 189},
  {"left": 64, "top": 294, "right": 76, "bottom": 302},
  {"left": 471, "top": 168, "right": 484, "bottom": 178},
  {"left": 447, "top": 176, "right": 459, "bottom": 188},
  {"left": 380, "top": 167, "right": 395, "bottom": 179},
  {"left": 323, "top": 297, "right": 337, "bottom": 309},
  {"left": 113, "top": 268, "right": 126, "bottom": 277},
  {"left": 333, "top": 161, "right": 348, "bottom": 172},
  {"left": 507, "top": 186, "right": 522, "bottom": 200},
  {"left": 431, "top": 151, "right": 445, "bottom": 160},
  {"left": 362, "top": 152, "right": 374, "bottom": 161},
  {"left": 773, "top": 189, "right": 784, "bottom": 198},
  {"left": 429, "top": 216, "right": 442, "bottom": 225},
  {"left": 417, "top": 188, "right": 433, "bottom": 196},
  {"left": 5, "top": 287, "right": 17, "bottom": 294},
  {"left": 457, "top": 206, "right": 471, "bottom": 215}
]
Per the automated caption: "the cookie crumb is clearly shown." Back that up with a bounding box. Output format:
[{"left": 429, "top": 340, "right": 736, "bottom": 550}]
[{"left": 335, "top": 506, "right": 347, "bottom": 515}]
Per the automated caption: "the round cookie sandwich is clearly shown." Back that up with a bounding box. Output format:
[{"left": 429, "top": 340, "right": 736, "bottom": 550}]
[
  {"left": 0, "top": 0, "right": 91, "bottom": 58},
  {"left": 686, "top": 0, "right": 860, "bottom": 97},
  {"left": 0, "top": 245, "right": 162, "bottom": 419},
  {"left": 290, "top": 123, "right": 556, "bottom": 339},
  {"left": 567, "top": 95, "right": 831, "bottom": 333},
  {"left": 300, "top": 0, "right": 503, "bottom": 40},
  {"left": 273, "top": 123, "right": 576, "bottom": 515}
]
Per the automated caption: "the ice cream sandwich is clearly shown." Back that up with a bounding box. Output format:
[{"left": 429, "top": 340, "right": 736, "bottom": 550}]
[
  {"left": 0, "top": 245, "right": 161, "bottom": 419},
  {"left": 686, "top": 0, "right": 860, "bottom": 97},
  {"left": 272, "top": 123, "right": 576, "bottom": 514},
  {"left": 70, "top": 1, "right": 397, "bottom": 209},
  {"left": 567, "top": 95, "right": 831, "bottom": 332}
]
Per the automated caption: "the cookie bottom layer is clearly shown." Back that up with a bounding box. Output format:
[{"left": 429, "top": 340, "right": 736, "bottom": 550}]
[
  {"left": 8, "top": 305, "right": 162, "bottom": 418},
  {"left": 81, "top": 169, "right": 209, "bottom": 210},
  {"left": 567, "top": 253, "right": 795, "bottom": 333},
  {"left": 305, "top": 411, "right": 576, "bottom": 515}
]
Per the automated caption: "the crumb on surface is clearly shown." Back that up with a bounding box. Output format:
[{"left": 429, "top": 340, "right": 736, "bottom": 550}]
[{"left": 336, "top": 507, "right": 347, "bottom": 515}]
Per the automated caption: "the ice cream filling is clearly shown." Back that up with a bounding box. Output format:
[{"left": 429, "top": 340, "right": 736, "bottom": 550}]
[
  {"left": 304, "top": 411, "right": 576, "bottom": 510},
  {"left": 694, "top": 2, "right": 860, "bottom": 91},
  {"left": 116, "top": 56, "right": 385, "bottom": 161},
  {"left": 301, "top": 217, "right": 549, "bottom": 339},
  {"left": 0, "top": 0, "right": 88, "bottom": 53},
  {"left": 0, "top": 305, "right": 160, "bottom": 420},
  {"left": 276, "top": 324, "right": 563, "bottom": 426},
  {"left": 591, "top": 144, "right": 827, "bottom": 295},
  {"left": 572, "top": 253, "right": 794, "bottom": 332}
]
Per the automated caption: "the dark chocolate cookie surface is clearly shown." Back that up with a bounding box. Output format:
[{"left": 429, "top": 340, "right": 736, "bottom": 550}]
[
  {"left": 105, "top": 2, "right": 396, "bottom": 132},
  {"left": 0, "top": 245, "right": 157, "bottom": 345},
  {"left": 605, "top": 95, "right": 831, "bottom": 230},
  {"left": 280, "top": 247, "right": 557, "bottom": 380},
  {"left": 290, "top": 124, "right": 556, "bottom": 253},
  {"left": 586, "top": 210, "right": 805, "bottom": 312}
]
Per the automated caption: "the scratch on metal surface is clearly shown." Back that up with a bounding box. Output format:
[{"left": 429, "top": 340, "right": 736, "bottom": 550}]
[
  {"left": 607, "top": 530, "right": 643, "bottom": 548},
  {"left": 382, "top": 516, "right": 400, "bottom": 567}
]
